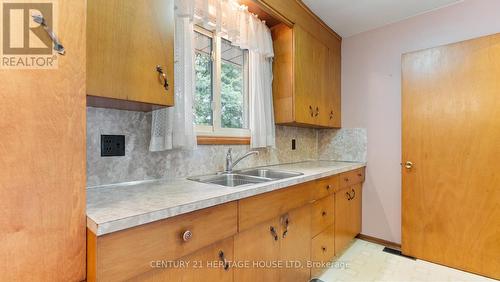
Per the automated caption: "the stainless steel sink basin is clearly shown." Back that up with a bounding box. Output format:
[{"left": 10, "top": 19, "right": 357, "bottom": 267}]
[
  {"left": 188, "top": 174, "right": 272, "bottom": 187},
  {"left": 235, "top": 168, "right": 303, "bottom": 179},
  {"left": 188, "top": 168, "right": 303, "bottom": 187}
]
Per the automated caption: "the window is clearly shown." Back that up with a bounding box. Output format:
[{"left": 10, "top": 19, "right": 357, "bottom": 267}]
[{"left": 194, "top": 26, "right": 249, "bottom": 139}]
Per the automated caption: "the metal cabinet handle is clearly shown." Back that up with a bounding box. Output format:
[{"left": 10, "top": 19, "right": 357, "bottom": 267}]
[
  {"left": 322, "top": 211, "right": 327, "bottom": 216},
  {"left": 156, "top": 65, "right": 169, "bottom": 91},
  {"left": 281, "top": 215, "right": 289, "bottom": 238},
  {"left": 182, "top": 230, "right": 193, "bottom": 242},
  {"left": 218, "top": 250, "right": 230, "bottom": 271},
  {"left": 309, "top": 105, "right": 314, "bottom": 117},
  {"left": 31, "top": 14, "right": 65, "bottom": 55},
  {"left": 321, "top": 246, "right": 327, "bottom": 252},
  {"left": 326, "top": 184, "right": 331, "bottom": 191},
  {"left": 329, "top": 110, "right": 334, "bottom": 120},
  {"left": 315, "top": 106, "right": 319, "bottom": 117},
  {"left": 270, "top": 226, "right": 279, "bottom": 241},
  {"left": 351, "top": 188, "right": 356, "bottom": 200},
  {"left": 345, "top": 191, "right": 351, "bottom": 200}
]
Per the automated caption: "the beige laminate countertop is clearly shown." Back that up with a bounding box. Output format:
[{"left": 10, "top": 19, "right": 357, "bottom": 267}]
[{"left": 87, "top": 160, "right": 366, "bottom": 236}]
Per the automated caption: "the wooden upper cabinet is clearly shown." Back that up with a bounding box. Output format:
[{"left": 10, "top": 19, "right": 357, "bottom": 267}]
[
  {"left": 86, "top": 0, "right": 174, "bottom": 111},
  {"left": 272, "top": 23, "right": 341, "bottom": 128}
]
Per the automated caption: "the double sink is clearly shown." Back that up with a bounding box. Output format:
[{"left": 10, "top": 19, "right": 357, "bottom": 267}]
[{"left": 188, "top": 168, "right": 303, "bottom": 187}]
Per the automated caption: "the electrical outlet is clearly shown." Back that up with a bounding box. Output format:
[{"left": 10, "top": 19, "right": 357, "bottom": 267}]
[
  {"left": 291, "top": 139, "right": 296, "bottom": 150},
  {"left": 101, "top": 135, "right": 125, "bottom": 157}
]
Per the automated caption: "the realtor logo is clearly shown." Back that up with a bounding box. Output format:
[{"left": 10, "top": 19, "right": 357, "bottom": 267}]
[{"left": 1, "top": 0, "right": 58, "bottom": 69}]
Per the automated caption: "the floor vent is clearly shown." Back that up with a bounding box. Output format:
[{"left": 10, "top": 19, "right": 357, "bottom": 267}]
[{"left": 383, "top": 247, "right": 416, "bottom": 260}]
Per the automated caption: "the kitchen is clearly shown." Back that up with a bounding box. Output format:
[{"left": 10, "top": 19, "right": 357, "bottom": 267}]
[{"left": 1, "top": 0, "right": 499, "bottom": 281}]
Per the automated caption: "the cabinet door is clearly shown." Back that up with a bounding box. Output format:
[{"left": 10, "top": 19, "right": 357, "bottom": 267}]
[
  {"left": 334, "top": 187, "right": 352, "bottom": 255},
  {"left": 349, "top": 184, "right": 362, "bottom": 236},
  {"left": 280, "top": 205, "right": 312, "bottom": 282},
  {"left": 294, "top": 25, "right": 329, "bottom": 126},
  {"left": 87, "top": 0, "right": 174, "bottom": 107},
  {"left": 234, "top": 218, "right": 281, "bottom": 282},
  {"left": 130, "top": 237, "right": 234, "bottom": 282},
  {"left": 326, "top": 39, "right": 341, "bottom": 128}
]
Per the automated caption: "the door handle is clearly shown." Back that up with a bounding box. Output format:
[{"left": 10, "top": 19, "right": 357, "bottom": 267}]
[
  {"left": 404, "top": 161, "right": 414, "bottom": 169},
  {"left": 156, "top": 65, "right": 169, "bottom": 91}
]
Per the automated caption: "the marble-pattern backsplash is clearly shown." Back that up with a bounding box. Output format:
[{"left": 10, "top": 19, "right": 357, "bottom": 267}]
[
  {"left": 318, "top": 128, "right": 367, "bottom": 162},
  {"left": 87, "top": 107, "right": 318, "bottom": 186}
]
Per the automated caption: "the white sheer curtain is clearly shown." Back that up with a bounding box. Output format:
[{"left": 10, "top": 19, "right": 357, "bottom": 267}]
[{"left": 150, "top": 0, "right": 275, "bottom": 151}]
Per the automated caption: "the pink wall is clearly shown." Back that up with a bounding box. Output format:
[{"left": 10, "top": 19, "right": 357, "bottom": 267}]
[{"left": 342, "top": 0, "right": 500, "bottom": 244}]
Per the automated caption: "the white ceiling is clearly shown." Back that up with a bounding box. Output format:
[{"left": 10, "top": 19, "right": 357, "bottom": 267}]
[{"left": 302, "top": 0, "right": 462, "bottom": 37}]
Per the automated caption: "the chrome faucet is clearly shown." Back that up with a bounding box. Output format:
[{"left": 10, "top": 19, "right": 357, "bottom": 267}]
[{"left": 225, "top": 148, "right": 259, "bottom": 173}]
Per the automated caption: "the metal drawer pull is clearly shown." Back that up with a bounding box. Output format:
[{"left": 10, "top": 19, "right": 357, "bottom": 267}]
[
  {"left": 270, "top": 226, "right": 279, "bottom": 241},
  {"left": 31, "top": 14, "right": 65, "bottom": 55},
  {"left": 309, "top": 105, "right": 314, "bottom": 117},
  {"left": 156, "top": 65, "right": 169, "bottom": 91},
  {"left": 321, "top": 246, "right": 327, "bottom": 252},
  {"left": 218, "top": 250, "right": 230, "bottom": 271},
  {"left": 346, "top": 191, "right": 351, "bottom": 200},
  {"left": 351, "top": 188, "right": 356, "bottom": 199},
  {"left": 326, "top": 184, "right": 331, "bottom": 190},
  {"left": 329, "top": 110, "right": 334, "bottom": 120},
  {"left": 182, "top": 230, "right": 192, "bottom": 242},
  {"left": 282, "top": 215, "right": 289, "bottom": 238},
  {"left": 322, "top": 211, "right": 327, "bottom": 216},
  {"left": 315, "top": 106, "right": 319, "bottom": 117}
]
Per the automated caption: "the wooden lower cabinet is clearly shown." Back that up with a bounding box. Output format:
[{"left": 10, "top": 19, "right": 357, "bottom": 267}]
[
  {"left": 233, "top": 217, "right": 281, "bottom": 282},
  {"left": 279, "top": 205, "right": 312, "bottom": 282},
  {"left": 334, "top": 184, "right": 363, "bottom": 255},
  {"left": 311, "top": 225, "right": 335, "bottom": 278},
  {"left": 88, "top": 168, "right": 365, "bottom": 282},
  {"left": 234, "top": 204, "right": 312, "bottom": 282},
  {"left": 129, "top": 237, "right": 234, "bottom": 282}
]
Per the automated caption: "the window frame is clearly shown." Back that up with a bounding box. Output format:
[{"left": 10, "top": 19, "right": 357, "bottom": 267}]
[{"left": 194, "top": 25, "right": 250, "bottom": 140}]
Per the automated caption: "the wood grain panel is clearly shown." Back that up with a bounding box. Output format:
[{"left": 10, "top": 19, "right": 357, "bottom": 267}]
[
  {"left": 294, "top": 24, "right": 328, "bottom": 126},
  {"left": 0, "top": 1, "right": 86, "bottom": 281},
  {"left": 402, "top": 33, "right": 500, "bottom": 279},
  {"left": 311, "top": 225, "right": 335, "bottom": 278},
  {"left": 339, "top": 168, "right": 365, "bottom": 189},
  {"left": 314, "top": 175, "right": 339, "bottom": 199},
  {"left": 238, "top": 182, "right": 316, "bottom": 231},
  {"left": 280, "top": 205, "right": 312, "bottom": 282},
  {"left": 129, "top": 237, "right": 234, "bottom": 282},
  {"left": 234, "top": 217, "right": 281, "bottom": 282},
  {"left": 271, "top": 23, "right": 294, "bottom": 124},
  {"left": 311, "top": 195, "right": 335, "bottom": 237},
  {"left": 89, "top": 202, "right": 237, "bottom": 281},
  {"left": 87, "top": 0, "right": 174, "bottom": 108},
  {"left": 334, "top": 186, "right": 353, "bottom": 256}
]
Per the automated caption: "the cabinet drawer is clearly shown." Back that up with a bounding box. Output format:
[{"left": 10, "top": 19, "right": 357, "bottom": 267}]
[
  {"left": 91, "top": 202, "right": 237, "bottom": 282},
  {"left": 313, "top": 175, "right": 338, "bottom": 199},
  {"left": 238, "top": 181, "right": 316, "bottom": 231},
  {"left": 311, "top": 195, "right": 334, "bottom": 237},
  {"left": 311, "top": 225, "right": 335, "bottom": 278},
  {"left": 339, "top": 168, "right": 365, "bottom": 188}
]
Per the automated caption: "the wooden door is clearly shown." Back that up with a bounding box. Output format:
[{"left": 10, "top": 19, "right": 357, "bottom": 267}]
[
  {"left": 402, "top": 33, "right": 500, "bottom": 279},
  {"left": 234, "top": 217, "right": 281, "bottom": 282},
  {"left": 334, "top": 187, "right": 352, "bottom": 255},
  {"left": 87, "top": 0, "right": 174, "bottom": 107},
  {"left": 0, "top": 1, "right": 86, "bottom": 281},
  {"left": 294, "top": 25, "right": 328, "bottom": 126},
  {"left": 130, "top": 237, "right": 234, "bottom": 282},
  {"left": 279, "top": 205, "right": 312, "bottom": 282}
]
